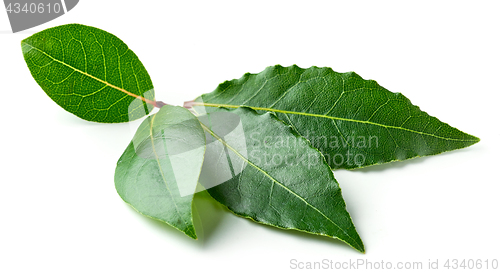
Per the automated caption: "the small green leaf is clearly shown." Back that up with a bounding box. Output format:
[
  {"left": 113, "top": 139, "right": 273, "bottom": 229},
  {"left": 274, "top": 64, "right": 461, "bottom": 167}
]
[
  {"left": 196, "top": 107, "right": 364, "bottom": 252},
  {"left": 115, "top": 105, "right": 206, "bottom": 239},
  {"left": 21, "top": 23, "right": 157, "bottom": 123},
  {"left": 194, "top": 65, "right": 479, "bottom": 169}
]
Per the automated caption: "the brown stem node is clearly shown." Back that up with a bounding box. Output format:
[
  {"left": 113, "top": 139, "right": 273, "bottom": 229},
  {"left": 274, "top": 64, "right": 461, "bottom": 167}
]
[
  {"left": 183, "top": 100, "right": 196, "bottom": 109},
  {"left": 155, "top": 101, "right": 168, "bottom": 108}
]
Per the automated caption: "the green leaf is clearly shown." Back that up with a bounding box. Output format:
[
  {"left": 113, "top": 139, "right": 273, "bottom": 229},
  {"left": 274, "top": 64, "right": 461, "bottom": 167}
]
[
  {"left": 115, "top": 105, "right": 206, "bottom": 239},
  {"left": 21, "top": 23, "right": 157, "bottom": 123},
  {"left": 193, "top": 65, "right": 479, "bottom": 169},
  {"left": 196, "top": 107, "right": 364, "bottom": 252}
]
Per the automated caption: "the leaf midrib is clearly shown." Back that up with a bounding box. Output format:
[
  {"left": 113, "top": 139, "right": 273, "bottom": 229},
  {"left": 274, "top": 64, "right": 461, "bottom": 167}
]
[
  {"left": 148, "top": 114, "right": 189, "bottom": 229},
  {"left": 22, "top": 42, "right": 157, "bottom": 107},
  {"left": 195, "top": 102, "right": 478, "bottom": 142},
  {"left": 198, "top": 122, "right": 362, "bottom": 251}
]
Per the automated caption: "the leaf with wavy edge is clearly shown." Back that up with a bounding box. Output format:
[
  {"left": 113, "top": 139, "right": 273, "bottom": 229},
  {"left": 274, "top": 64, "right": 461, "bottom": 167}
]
[
  {"left": 115, "top": 105, "right": 206, "bottom": 239},
  {"left": 193, "top": 65, "right": 479, "bottom": 169},
  {"left": 196, "top": 107, "right": 364, "bottom": 252},
  {"left": 22, "top": 23, "right": 157, "bottom": 123}
]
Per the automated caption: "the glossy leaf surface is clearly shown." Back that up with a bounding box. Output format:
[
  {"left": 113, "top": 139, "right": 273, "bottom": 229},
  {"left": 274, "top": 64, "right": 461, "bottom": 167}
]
[
  {"left": 115, "top": 106, "right": 206, "bottom": 239},
  {"left": 22, "top": 23, "right": 156, "bottom": 123},
  {"left": 197, "top": 107, "right": 364, "bottom": 252},
  {"left": 194, "top": 65, "right": 479, "bottom": 169}
]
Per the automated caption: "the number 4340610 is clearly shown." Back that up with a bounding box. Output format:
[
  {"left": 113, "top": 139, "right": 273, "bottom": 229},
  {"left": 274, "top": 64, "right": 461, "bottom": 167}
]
[
  {"left": 5, "top": 2, "right": 62, "bottom": 14},
  {"left": 443, "top": 259, "right": 498, "bottom": 270}
]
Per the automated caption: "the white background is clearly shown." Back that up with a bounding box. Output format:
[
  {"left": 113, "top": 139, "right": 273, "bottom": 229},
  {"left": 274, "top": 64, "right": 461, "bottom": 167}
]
[{"left": 1, "top": 1, "right": 499, "bottom": 272}]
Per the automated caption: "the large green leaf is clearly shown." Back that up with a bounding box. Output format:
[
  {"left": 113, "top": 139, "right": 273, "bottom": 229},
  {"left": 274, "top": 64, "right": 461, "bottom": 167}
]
[
  {"left": 115, "top": 105, "right": 206, "bottom": 239},
  {"left": 193, "top": 65, "right": 479, "bottom": 169},
  {"left": 195, "top": 107, "right": 364, "bottom": 252},
  {"left": 21, "top": 23, "right": 157, "bottom": 123}
]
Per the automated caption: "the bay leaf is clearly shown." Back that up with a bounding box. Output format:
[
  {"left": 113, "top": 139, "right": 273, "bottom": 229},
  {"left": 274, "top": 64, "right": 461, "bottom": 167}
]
[
  {"left": 21, "top": 23, "right": 157, "bottom": 123},
  {"left": 196, "top": 107, "right": 364, "bottom": 252},
  {"left": 193, "top": 65, "right": 479, "bottom": 169},
  {"left": 115, "top": 105, "right": 206, "bottom": 239}
]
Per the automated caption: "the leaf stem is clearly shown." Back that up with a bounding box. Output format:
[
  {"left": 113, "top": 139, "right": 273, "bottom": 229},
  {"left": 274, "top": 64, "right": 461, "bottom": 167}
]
[
  {"left": 183, "top": 100, "right": 196, "bottom": 109},
  {"left": 155, "top": 101, "right": 169, "bottom": 108}
]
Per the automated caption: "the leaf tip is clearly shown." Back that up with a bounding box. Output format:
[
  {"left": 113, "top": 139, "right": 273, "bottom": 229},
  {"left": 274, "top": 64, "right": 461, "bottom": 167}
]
[
  {"left": 351, "top": 240, "right": 365, "bottom": 254},
  {"left": 358, "top": 246, "right": 366, "bottom": 254},
  {"left": 185, "top": 226, "right": 198, "bottom": 240},
  {"left": 463, "top": 133, "right": 480, "bottom": 147}
]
